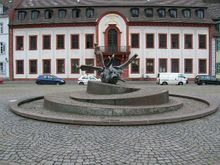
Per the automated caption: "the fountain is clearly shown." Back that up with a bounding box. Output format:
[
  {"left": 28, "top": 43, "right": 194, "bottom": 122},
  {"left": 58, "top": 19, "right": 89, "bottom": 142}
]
[{"left": 9, "top": 53, "right": 218, "bottom": 125}]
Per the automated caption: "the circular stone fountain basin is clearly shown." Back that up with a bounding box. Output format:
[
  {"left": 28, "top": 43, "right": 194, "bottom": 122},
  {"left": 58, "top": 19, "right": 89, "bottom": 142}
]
[{"left": 9, "top": 81, "right": 218, "bottom": 126}]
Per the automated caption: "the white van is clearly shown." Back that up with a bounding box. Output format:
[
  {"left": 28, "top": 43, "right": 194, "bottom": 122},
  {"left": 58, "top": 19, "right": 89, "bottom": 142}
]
[{"left": 157, "top": 73, "right": 188, "bottom": 85}]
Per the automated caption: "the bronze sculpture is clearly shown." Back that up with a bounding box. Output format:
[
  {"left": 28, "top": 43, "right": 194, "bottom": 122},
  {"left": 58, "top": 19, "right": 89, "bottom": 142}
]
[{"left": 80, "top": 50, "right": 138, "bottom": 84}]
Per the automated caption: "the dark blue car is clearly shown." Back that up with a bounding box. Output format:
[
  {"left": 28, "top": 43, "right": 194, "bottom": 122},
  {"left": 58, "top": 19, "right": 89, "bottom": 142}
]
[{"left": 36, "top": 75, "right": 65, "bottom": 85}]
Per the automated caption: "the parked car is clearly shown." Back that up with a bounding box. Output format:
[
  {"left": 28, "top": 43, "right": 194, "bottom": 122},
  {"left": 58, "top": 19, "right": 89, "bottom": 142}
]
[
  {"left": 157, "top": 73, "right": 188, "bottom": 85},
  {"left": 36, "top": 75, "right": 65, "bottom": 85},
  {"left": 78, "top": 74, "right": 101, "bottom": 85},
  {"left": 194, "top": 75, "right": 207, "bottom": 84},
  {"left": 196, "top": 75, "right": 220, "bottom": 85}
]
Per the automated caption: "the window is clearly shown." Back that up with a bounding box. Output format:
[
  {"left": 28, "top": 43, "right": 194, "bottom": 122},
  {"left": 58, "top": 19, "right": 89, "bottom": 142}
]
[
  {"left": 171, "top": 59, "right": 179, "bottom": 73},
  {"left": 169, "top": 9, "right": 177, "bottom": 18},
  {"left": 184, "top": 34, "right": 193, "bottom": 49},
  {"left": 131, "top": 59, "right": 139, "bottom": 74},
  {"left": 45, "top": 10, "right": 53, "bottom": 19},
  {"left": 18, "top": 11, "right": 26, "bottom": 20},
  {"left": 0, "top": 4, "right": 3, "bottom": 15},
  {"left": 16, "top": 36, "right": 24, "bottom": 50},
  {"left": 159, "top": 34, "right": 167, "bottom": 49},
  {"left": 131, "top": 8, "right": 139, "bottom": 17},
  {"left": 0, "top": 23, "right": 3, "bottom": 33},
  {"left": 182, "top": 9, "right": 191, "bottom": 18},
  {"left": 58, "top": 9, "right": 66, "bottom": 18},
  {"left": 131, "top": 34, "right": 139, "bottom": 48},
  {"left": 43, "top": 35, "right": 51, "bottom": 50},
  {"left": 158, "top": 8, "right": 166, "bottom": 18},
  {"left": 198, "top": 34, "right": 207, "bottom": 49},
  {"left": 199, "top": 59, "right": 207, "bottom": 74},
  {"left": 184, "top": 59, "right": 193, "bottom": 74},
  {"left": 0, "top": 62, "right": 4, "bottom": 75},
  {"left": 71, "top": 34, "right": 79, "bottom": 49},
  {"left": 85, "top": 34, "right": 94, "bottom": 49},
  {"left": 196, "top": 9, "right": 204, "bottom": 18},
  {"left": 31, "top": 10, "right": 39, "bottom": 20},
  {"left": 71, "top": 59, "right": 80, "bottom": 74},
  {"left": 57, "top": 59, "right": 65, "bottom": 74},
  {"left": 29, "top": 60, "right": 37, "bottom": 74},
  {"left": 146, "top": 59, "right": 154, "bottom": 73},
  {"left": 85, "top": 59, "right": 94, "bottom": 74},
  {"left": 146, "top": 34, "right": 154, "bottom": 48},
  {"left": 72, "top": 9, "right": 80, "bottom": 18},
  {"left": 159, "top": 59, "right": 167, "bottom": 72},
  {"left": 86, "top": 8, "right": 94, "bottom": 18},
  {"left": 217, "top": 38, "right": 220, "bottom": 52},
  {"left": 171, "top": 34, "right": 179, "bottom": 49},
  {"left": 16, "top": 60, "right": 24, "bottom": 74},
  {"left": 56, "top": 35, "right": 65, "bottom": 49},
  {"left": 145, "top": 8, "right": 153, "bottom": 17},
  {"left": 216, "top": 23, "right": 220, "bottom": 33},
  {"left": 0, "top": 42, "right": 5, "bottom": 54},
  {"left": 29, "top": 36, "right": 37, "bottom": 50},
  {"left": 43, "top": 59, "right": 51, "bottom": 74}
]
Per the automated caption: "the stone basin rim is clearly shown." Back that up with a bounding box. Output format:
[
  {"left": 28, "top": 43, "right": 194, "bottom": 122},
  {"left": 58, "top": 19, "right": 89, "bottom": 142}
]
[{"left": 8, "top": 94, "right": 218, "bottom": 126}]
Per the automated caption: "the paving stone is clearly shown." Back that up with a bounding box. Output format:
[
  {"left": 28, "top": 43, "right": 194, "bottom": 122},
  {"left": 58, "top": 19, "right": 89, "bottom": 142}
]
[{"left": 0, "top": 83, "right": 220, "bottom": 164}]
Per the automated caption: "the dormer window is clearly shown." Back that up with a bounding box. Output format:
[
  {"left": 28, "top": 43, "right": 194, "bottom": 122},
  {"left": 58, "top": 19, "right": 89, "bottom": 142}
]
[
  {"left": 182, "top": 9, "right": 191, "bottom": 18},
  {"left": 131, "top": 8, "right": 139, "bottom": 17},
  {"left": 18, "top": 11, "right": 27, "bottom": 21},
  {"left": 45, "top": 10, "right": 53, "bottom": 19},
  {"left": 58, "top": 9, "right": 66, "bottom": 18},
  {"left": 158, "top": 8, "right": 166, "bottom": 18},
  {"left": 169, "top": 9, "right": 177, "bottom": 18},
  {"left": 86, "top": 8, "right": 94, "bottom": 18},
  {"left": 145, "top": 8, "right": 153, "bottom": 17},
  {"left": 196, "top": 9, "right": 204, "bottom": 18},
  {"left": 31, "top": 10, "right": 39, "bottom": 20},
  {"left": 72, "top": 9, "right": 80, "bottom": 18}
]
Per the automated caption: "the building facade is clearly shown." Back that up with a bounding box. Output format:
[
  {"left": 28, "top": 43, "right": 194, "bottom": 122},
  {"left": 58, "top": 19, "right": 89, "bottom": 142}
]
[
  {"left": 10, "top": 0, "right": 216, "bottom": 80},
  {"left": 0, "top": 3, "right": 9, "bottom": 79}
]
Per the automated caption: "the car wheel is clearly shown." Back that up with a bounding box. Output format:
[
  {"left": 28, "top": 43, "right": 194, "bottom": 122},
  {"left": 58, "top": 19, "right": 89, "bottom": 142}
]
[
  {"left": 178, "top": 82, "right": 183, "bottom": 85},
  {"left": 79, "top": 82, "right": 84, "bottom": 85},
  {"left": 36, "top": 81, "right": 41, "bottom": 85},
  {"left": 56, "top": 82, "right": 60, "bottom": 85},
  {"left": 162, "top": 82, "right": 168, "bottom": 85}
]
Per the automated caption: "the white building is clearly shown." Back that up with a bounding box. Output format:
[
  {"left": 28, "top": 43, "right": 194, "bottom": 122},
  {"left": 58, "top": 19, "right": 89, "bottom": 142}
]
[
  {"left": 10, "top": 0, "right": 216, "bottom": 80},
  {"left": 0, "top": 3, "right": 9, "bottom": 79}
]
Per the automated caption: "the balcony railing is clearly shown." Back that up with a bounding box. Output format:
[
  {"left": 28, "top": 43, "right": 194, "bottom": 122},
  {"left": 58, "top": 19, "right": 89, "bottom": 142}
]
[{"left": 98, "top": 46, "right": 130, "bottom": 54}]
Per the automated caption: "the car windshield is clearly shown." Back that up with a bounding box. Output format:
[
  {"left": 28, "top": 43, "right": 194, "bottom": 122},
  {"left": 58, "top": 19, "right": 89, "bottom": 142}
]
[
  {"left": 211, "top": 76, "right": 216, "bottom": 80},
  {"left": 82, "top": 76, "right": 88, "bottom": 79},
  {"left": 178, "top": 74, "right": 185, "bottom": 78},
  {"left": 89, "top": 76, "right": 96, "bottom": 80}
]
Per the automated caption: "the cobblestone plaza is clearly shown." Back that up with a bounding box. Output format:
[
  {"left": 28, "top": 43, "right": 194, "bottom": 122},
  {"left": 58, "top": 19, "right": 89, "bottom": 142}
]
[{"left": 0, "top": 82, "right": 220, "bottom": 165}]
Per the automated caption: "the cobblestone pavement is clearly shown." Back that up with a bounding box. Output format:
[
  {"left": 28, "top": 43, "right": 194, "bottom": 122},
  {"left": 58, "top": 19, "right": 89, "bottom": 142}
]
[{"left": 0, "top": 82, "right": 220, "bottom": 165}]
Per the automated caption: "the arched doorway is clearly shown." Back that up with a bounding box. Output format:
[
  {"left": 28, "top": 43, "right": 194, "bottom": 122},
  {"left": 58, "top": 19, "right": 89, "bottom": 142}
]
[
  {"left": 108, "top": 29, "right": 118, "bottom": 53},
  {"left": 104, "top": 25, "right": 121, "bottom": 54}
]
